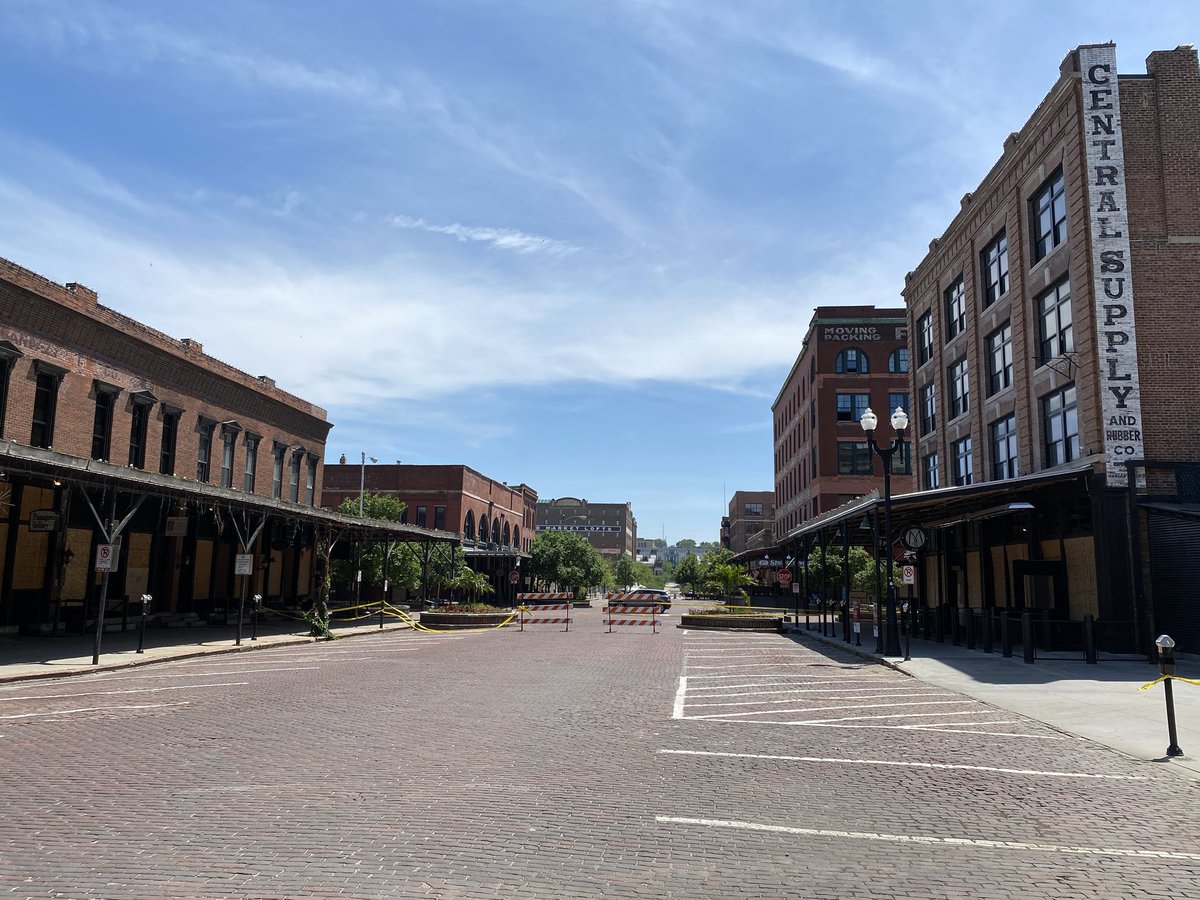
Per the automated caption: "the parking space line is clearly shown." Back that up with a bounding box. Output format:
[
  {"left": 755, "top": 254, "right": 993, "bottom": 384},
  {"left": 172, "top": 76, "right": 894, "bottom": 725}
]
[
  {"left": 80, "top": 667, "right": 320, "bottom": 683},
  {"left": 687, "top": 685, "right": 936, "bottom": 697},
  {"left": 686, "top": 663, "right": 866, "bottom": 670},
  {"left": 684, "top": 700, "right": 977, "bottom": 720},
  {"left": 655, "top": 816, "right": 1200, "bottom": 860},
  {"left": 685, "top": 693, "right": 957, "bottom": 709},
  {"left": 0, "top": 682, "right": 249, "bottom": 703},
  {"left": 0, "top": 702, "right": 191, "bottom": 721},
  {"left": 672, "top": 677, "right": 688, "bottom": 719},
  {"left": 686, "top": 673, "right": 891, "bottom": 680},
  {"left": 737, "top": 720, "right": 1059, "bottom": 738},
  {"left": 657, "top": 749, "right": 1145, "bottom": 780}
]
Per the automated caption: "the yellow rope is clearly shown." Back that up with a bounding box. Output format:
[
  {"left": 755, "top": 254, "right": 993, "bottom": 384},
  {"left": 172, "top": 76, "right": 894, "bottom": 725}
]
[{"left": 1139, "top": 675, "right": 1200, "bottom": 692}]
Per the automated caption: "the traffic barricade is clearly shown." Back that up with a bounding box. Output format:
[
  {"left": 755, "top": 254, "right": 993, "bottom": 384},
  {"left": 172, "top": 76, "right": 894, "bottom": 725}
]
[
  {"left": 603, "top": 592, "right": 664, "bottom": 634},
  {"left": 516, "top": 592, "right": 573, "bottom": 632}
]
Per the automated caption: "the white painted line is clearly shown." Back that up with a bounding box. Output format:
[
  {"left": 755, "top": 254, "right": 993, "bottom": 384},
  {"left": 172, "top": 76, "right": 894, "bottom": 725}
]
[
  {"left": 657, "top": 749, "right": 1145, "bottom": 780},
  {"left": 0, "top": 702, "right": 191, "bottom": 721},
  {"left": 672, "top": 677, "right": 688, "bottom": 720},
  {"left": 685, "top": 694, "right": 956, "bottom": 709},
  {"left": 683, "top": 700, "right": 977, "bottom": 721},
  {"left": 685, "top": 673, "right": 891, "bottom": 681},
  {"left": 686, "top": 686, "right": 939, "bottom": 698},
  {"left": 86, "top": 667, "right": 320, "bottom": 682},
  {"left": 712, "top": 719, "right": 1059, "bottom": 739},
  {"left": 656, "top": 816, "right": 1200, "bottom": 860},
  {"left": 686, "top": 663, "right": 867, "bottom": 671},
  {"left": 0, "top": 682, "right": 250, "bottom": 703}
]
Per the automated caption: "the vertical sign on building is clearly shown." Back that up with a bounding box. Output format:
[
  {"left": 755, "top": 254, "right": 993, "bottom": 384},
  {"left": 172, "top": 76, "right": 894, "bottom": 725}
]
[{"left": 1079, "top": 44, "right": 1145, "bottom": 487}]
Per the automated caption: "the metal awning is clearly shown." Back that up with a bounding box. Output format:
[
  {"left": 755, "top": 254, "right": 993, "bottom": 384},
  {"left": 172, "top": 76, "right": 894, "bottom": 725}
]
[{"left": 0, "top": 440, "right": 459, "bottom": 543}]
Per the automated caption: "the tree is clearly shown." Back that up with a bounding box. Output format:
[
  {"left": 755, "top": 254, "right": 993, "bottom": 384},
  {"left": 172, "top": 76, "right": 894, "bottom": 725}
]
[
  {"left": 675, "top": 553, "right": 702, "bottom": 598},
  {"left": 450, "top": 564, "right": 496, "bottom": 604},
  {"left": 611, "top": 555, "right": 638, "bottom": 590},
  {"left": 530, "top": 532, "right": 610, "bottom": 598},
  {"left": 652, "top": 538, "right": 668, "bottom": 547},
  {"left": 705, "top": 562, "right": 755, "bottom": 605},
  {"left": 334, "top": 493, "right": 410, "bottom": 591},
  {"left": 676, "top": 539, "right": 697, "bottom": 548},
  {"left": 804, "top": 545, "right": 900, "bottom": 601}
]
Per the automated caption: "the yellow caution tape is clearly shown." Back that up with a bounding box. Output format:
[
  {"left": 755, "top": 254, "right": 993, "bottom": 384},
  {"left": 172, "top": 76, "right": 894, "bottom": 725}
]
[
  {"left": 1138, "top": 675, "right": 1200, "bottom": 692},
  {"left": 383, "top": 602, "right": 516, "bottom": 634}
]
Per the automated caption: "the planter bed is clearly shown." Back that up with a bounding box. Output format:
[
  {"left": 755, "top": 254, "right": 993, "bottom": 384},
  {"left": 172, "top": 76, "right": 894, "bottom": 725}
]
[
  {"left": 679, "top": 614, "right": 783, "bottom": 632},
  {"left": 419, "top": 611, "right": 516, "bottom": 629}
]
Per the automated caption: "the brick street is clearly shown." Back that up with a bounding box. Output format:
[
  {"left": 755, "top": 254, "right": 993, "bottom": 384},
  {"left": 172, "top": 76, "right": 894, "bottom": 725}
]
[{"left": 2, "top": 608, "right": 1199, "bottom": 899}]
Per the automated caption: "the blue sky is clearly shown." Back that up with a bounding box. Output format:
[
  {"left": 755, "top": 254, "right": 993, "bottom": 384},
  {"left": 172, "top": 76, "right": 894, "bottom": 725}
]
[{"left": 0, "top": 1, "right": 1193, "bottom": 542}]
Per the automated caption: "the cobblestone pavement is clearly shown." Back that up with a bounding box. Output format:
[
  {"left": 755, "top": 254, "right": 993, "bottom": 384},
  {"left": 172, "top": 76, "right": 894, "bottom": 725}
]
[{"left": 2, "top": 607, "right": 1199, "bottom": 898}]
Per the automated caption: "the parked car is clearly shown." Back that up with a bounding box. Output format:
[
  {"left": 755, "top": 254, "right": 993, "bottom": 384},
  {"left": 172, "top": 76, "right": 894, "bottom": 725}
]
[{"left": 622, "top": 587, "right": 670, "bottom": 612}]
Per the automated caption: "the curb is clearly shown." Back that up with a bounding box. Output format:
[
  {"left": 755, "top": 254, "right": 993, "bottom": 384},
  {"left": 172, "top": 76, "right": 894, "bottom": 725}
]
[
  {"left": 0, "top": 621, "right": 418, "bottom": 685},
  {"left": 783, "top": 624, "right": 914, "bottom": 677}
]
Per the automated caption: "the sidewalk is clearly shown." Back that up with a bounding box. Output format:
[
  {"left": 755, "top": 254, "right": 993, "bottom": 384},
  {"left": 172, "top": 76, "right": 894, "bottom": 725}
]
[
  {"left": 0, "top": 616, "right": 418, "bottom": 683},
  {"left": 788, "top": 623, "right": 1200, "bottom": 781}
]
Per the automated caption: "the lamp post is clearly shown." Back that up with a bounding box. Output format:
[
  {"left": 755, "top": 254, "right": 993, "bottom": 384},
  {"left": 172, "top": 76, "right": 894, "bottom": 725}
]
[
  {"left": 357, "top": 452, "right": 377, "bottom": 613},
  {"left": 861, "top": 405, "right": 908, "bottom": 657}
]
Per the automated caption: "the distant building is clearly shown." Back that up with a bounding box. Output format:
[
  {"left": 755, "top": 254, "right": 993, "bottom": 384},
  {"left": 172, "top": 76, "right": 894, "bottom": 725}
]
[
  {"left": 772, "top": 306, "right": 913, "bottom": 542},
  {"left": 721, "top": 490, "right": 775, "bottom": 554},
  {"left": 536, "top": 498, "right": 637, "bottom": 557}
]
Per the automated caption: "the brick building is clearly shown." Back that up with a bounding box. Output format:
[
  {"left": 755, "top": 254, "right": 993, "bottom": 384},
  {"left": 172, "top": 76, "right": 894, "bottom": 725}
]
[
  {"left": 536, "top": 498, "right": 637, "bottom": 558},
  {"left": 321, "top": 463, "right": 537, "bottom": 597},
  {"left": 778, "top": 44, "right": 1200, "bottom": 657},
  {"left": 720, "top": 490, "right": 775, "bottom": 554},
  {"left": 771, "top": 306, "right": 913, "bottom": 543},
  {"left": 0, "top": 256, "right": 452, "bottom": 637}
]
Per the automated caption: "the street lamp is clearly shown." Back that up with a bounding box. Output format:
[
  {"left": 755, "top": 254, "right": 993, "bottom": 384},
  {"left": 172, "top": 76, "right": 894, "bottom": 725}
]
[
  {"left": 357, "top": 452, "right": 378, "bottom": 613},
  {"left": 861, "top": 405, "right": 908, "bottom": 657}
]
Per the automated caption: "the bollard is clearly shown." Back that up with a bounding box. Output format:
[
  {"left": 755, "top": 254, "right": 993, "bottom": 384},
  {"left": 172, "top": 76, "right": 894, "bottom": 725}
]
[
  {"left": 983, "top": 609, "right": 994, "bottom": 654},
  {"left": 1001, "top": 613, "right": 1013, "bottom": 658},
  {"left": 136, "top": 594, "right": 151, "bottom": 654},
  {"left": 902, "top": 602, "right": 911, "bottom": 661},
  {"left": 1084, "top": 614, "right": 1097, "bottom": 665},
  {"left": 252, "top": 593, "right": 262, "bottom": 641},
  {"left": 1022, "top": 610, "right": 1035, "bottom": 664},
  {"left": 1156, "top": 635, "right": 1184, "bottom": 757},
  {"left": 965, "top": 610, "right": 976, "bottom": 650}
]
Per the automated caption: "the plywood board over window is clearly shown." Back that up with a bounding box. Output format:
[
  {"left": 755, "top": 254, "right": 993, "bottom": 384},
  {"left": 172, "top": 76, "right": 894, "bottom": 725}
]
[
  {"left": 62, "top": 528, "right": 93, "bottom": 600},
  {"left": 12, "top": 530, "right": 48, "bottom": 590},
  {"left": 965, "top": 549, "right": 981, "bottom": 610},
  {"left": 1063, "top": 535, "right": 1098, "bottom": 618},
  {"left": 991, "top": 545, "right": 1008, "bottom": 607},
  {"left": 125, "top": 532, "right": 152, "bottom": 601},
  {"left": 297, "top": 552, "right": 312, "bottom": 599},
  {"left": 19, "top": 486, "right": 53, "bottom": 518},
  {"left": 192, "top": 540, "right": 212, "bottom": 600}
]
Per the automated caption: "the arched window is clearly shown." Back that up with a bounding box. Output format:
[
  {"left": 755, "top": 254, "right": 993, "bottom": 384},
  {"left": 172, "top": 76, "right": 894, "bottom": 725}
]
[
  {"left": 512, "top": 526, "right": 520, "bottom": 550},
  {"left": 835, "top": 348, "right": 870, "bottom": 374},
  {"left": 463, "top": 510, "right": 475, "bottom": 541},
  {"left": 492, "top": 518, "right": 501, "bottom": 544},
  {"left": 889, "top": 348, "right": 909, "bottom": 374},
  {"left": 479, "top": 515, "right": 489, "bottom": 545},
  {"left": 502, "top": 522, "right": 511, "bottom": 546}
]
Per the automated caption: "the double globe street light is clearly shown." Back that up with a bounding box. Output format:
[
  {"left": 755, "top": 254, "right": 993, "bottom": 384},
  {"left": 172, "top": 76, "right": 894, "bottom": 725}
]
[{"left": 860, "top": 405, "right": 908, "bottom": 657}]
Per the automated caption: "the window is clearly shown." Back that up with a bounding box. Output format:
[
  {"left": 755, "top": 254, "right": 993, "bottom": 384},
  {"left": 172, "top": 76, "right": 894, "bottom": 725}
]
[
  {"left": 91, "top": 386, "right": 117, "bottom": 461},
  {"left": 1038, "top": 278, "right": 1073, "bottom": 364},
  {"left": 305, "top": 455, "right": 317, "bottom": 506},
  {"left": 501, "top": 521, "right": 509, "bottom": 545},
  {"left": 835, "top": 348, "right": 869, "bottom": 374},
  {"left": 920, "top": 383, "right": 936, "bottom": 434},
  {"left": 888, "top": 348, "right": 909, "bottom": 374},
  {"left": 464, "top": 510, "right": 475, "bottom": 541},
  {"left": 986, "top": 323, "right": 1013, "bottom": 396},
  {"left": 990, "top": 415, "right": 1019, "bottom": 481},
  {"left": 434, "top": 506, "right": 446, "bottom": 530},
  {"left": 159, "top": 409, "right": 179, "bottom": 475},
  {"left": 745, "top": 502, "right": 764, "bottom": 516},
  {"left": 0, "top": 355, "right": 13, "bottom": 437},
  {"left": 1043, "top": 384, "right": 1079, "bottom": 467},
  {"left": 891, "top": 440, "right": 912, "bottom": 476},
  {"left": 923, "top": 453, "right": 940, "bottom": 490},
  {"left": 196, "top": 420, "right": 215, "bottom": 483},
  {"left": 917, "top": 312, "right": 934, "bottom": 366},
  {"left": 416, "top": 506, "right": 427, "bottom": 527},
  {"left": 952, "top": 436, "right": 973, "bottom": 486},
  {"left": 31, "top": 369, "right": 62, "bottom": 449},
  {"left": 289, "top": 451, "right": 302, "bottom": 502},
  {"left": 243, "top": 436, "right": 259, "bottom": 493},
  {"left": 219, "top": 427, "right": 237, "bottom": 488},
  {"left": 479, "top": 515, "right": 488, "bottom": 540},
  {"left": 948, "top": 357, "right": 970, "bottom": 420},
  {"left": 1032, "top": 168, "right": 1067, "bottom": 261},
  {"left": 128, "top": 398, "right": 151, "bottom": 469},
  {"left": 492, "top": 519, "right": 501, "bottom": 543},
  {"left": 271, "top": 443, "right": 286, "bottom": 499},
  {"left": 889, "top": 393, "right": 908, "bottom": 419},
  {"left": 944, "top": 276, "right": 966, "bottom": 340},
  {"left": 837, "top": 441, "right": 873, "bottom": 475},
  {"left": 981, "top": 231, "right": 1009, "bottom": 307},
  {"left": 835, "top": 393, "right": 870, "bottom": 422}
]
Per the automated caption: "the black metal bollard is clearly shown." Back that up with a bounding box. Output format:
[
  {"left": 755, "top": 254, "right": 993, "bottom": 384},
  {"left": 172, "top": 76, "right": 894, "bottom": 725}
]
[
  {"left": 1084, "top": 614, "right": 1097, "bottom": 664},
  {"left": 983, "top": 610, "right": 994, "bottom": 654},
  {"left": 1156, "top": 635, "right": 1184, "bottom": 757},
  {"left": 1022, "top": 610, "right": 1035, "bottom": 664},
  {"left": 251, "top": 593, "right": 262, "bottom": 641},
  {"left": 136, "top": 594, "right": 151, "bottom": 654},
  {"left": 1001, "top": 613, "right": 1013, "bottom": 658},
  {"left": 965, "top": 610, "right": 976, "bottom": 650}
]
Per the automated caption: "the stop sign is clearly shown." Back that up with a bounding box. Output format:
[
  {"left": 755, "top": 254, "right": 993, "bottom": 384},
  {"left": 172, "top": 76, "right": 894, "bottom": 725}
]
[
  {"left": 508, "top": 570, "right": 519, "bottom": 584},
  {"left": 776, "top": 569, "right": 792, "bottom": 586}
]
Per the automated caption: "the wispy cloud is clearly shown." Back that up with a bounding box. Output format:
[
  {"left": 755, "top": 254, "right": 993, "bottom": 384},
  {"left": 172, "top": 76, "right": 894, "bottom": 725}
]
[{"left": 385, "top": 215, "right": 580, "bottom": 256}]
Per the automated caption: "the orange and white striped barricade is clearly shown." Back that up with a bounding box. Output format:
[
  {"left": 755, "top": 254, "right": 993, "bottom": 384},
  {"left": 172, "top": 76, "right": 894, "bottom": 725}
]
[
  {"left": 603, "top": 592, "right": 662, "bottom": 634},
  {"left": 516, "top": 592, "right": 574, "bottom": 632}
]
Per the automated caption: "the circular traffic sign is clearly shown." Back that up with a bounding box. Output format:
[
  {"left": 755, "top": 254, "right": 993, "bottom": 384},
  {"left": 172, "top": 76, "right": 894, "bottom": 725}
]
[
  {"left": 902, "top": 526, "right": 927, "bottom": 551},
  {"left": 508, "top": 570, "right": 519, "bottom": 584},
  {"left": 776, "top": 569, "right": 792, "bottom": 586}
]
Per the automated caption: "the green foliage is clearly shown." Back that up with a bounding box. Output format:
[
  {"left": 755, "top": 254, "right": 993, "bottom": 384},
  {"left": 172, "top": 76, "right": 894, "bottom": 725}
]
[
  {"left": 676, "top": 538, "right": 697, "bottom": 548},
  {"left": 704, "top": 562, "right": 755, "bottom": 604},
  {"left": 308, "top": 534, "right": 336, "bottom": 639},
  {"left": 449, "top": 564, "right": 495, "bottom": 602},
  {"left": 531, "top": 531, "right": 611, "bottom": 597},
  {"left": 611, "top": 554, "right": 638, "bottom": 589},
  {"left": 675, "top": 553, "right": 703, "bottom": 597},
  {"left": 333, "top": 493, "right": 416, "bottom": 590},
  {"left": 804, "top": 545, "right": 901, "bottom": 596}
]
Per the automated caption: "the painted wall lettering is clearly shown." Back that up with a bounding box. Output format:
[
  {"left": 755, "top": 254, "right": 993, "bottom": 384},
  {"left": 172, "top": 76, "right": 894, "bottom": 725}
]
[{"left": 1080, "top": 45, "right": 1145, "bottom": 486}]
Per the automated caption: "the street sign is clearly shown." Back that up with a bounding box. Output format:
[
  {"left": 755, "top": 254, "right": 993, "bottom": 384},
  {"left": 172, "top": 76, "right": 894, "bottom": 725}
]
[
  {"left": 235, "top": 554, "right": 253, "bottom": 576},
  {"left": 165, "top": 516, "right": 188, "bottom": 537},
  {"left": 28, "top": 510, "right": 58, "bottom": 532},
  {"left": 776, "top": 569, "right": 792, "bottom": 586},
  {"left": 902, "top": 564, "right": 916, "bottom": 585},
  {"left": 95, "top": 544, "right": 115, "bottom": 572},
  {"left": 901, "top": 526, "right": 927, "bottom": 551},
  {"left": 791, "top": 583, "right": 800, "bottom": 594},
  {"left": 508, "top": 570, "right": 519, "bottom": 584}
]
